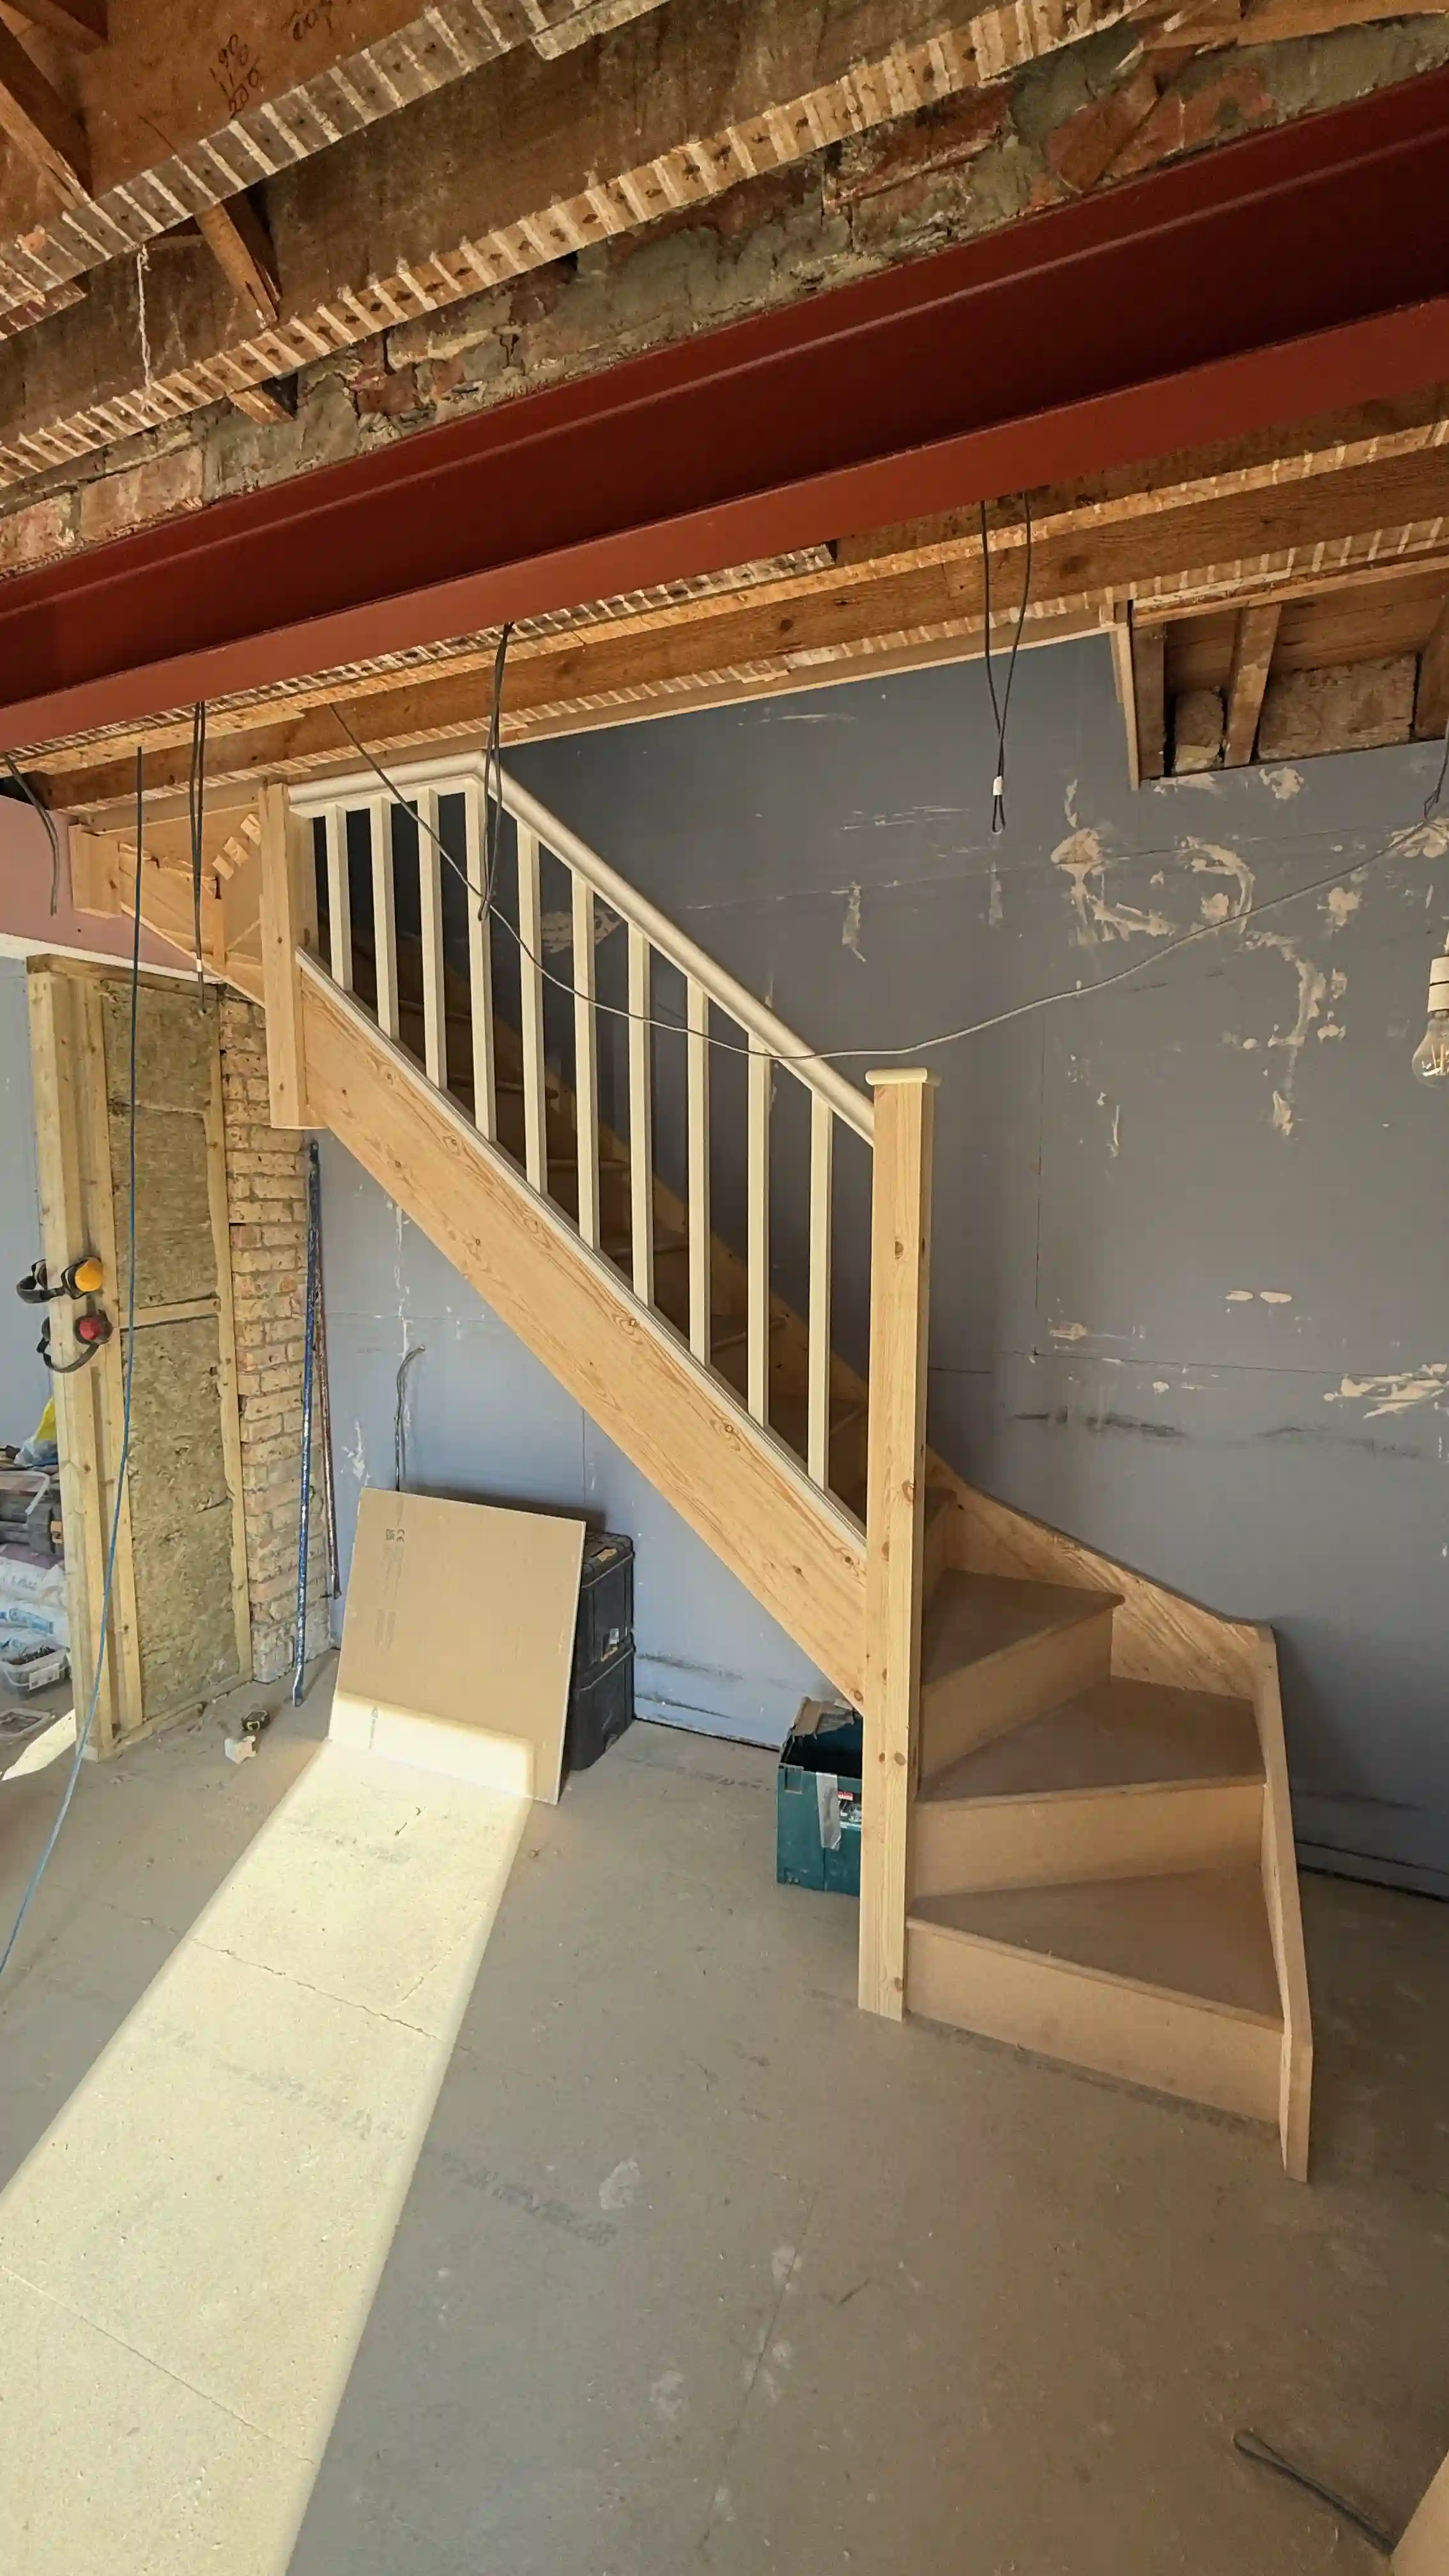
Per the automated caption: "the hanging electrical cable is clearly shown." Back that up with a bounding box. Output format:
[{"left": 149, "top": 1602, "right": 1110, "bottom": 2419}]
[
  {"left": 330, "top": 709, "right": 1436, "bottom": 1073},
  {"left": 188, "top": 698, "right": 208, "bottom": 988},
  {"left": 395, "top": 1344, "right": 424, "bottom": 1493},
  {"left": 290, "top": 1139, "right": 322, "bottom": 1708},
  {"left": 979, "top": 494, "right": 1033, "bottom": 836},
  {"left": 0, "top": 747, "right": 146, "bottom": 1989},
  {"left": 3, "top": 750, "right": 61, "bottom": 918}
]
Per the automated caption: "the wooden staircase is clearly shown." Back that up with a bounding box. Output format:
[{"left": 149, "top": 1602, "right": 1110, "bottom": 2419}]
[
  {"left": 70, "top": 748, "right": 1312, "bottom": 2175},
  {"left": 906, "top": 1529, "right": 1294, "bottom": 2136}
]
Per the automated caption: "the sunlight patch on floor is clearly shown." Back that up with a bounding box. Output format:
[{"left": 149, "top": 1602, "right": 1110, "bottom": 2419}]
[{"left": 0, "top": 1739, "right": 529, "bottom": 2575}]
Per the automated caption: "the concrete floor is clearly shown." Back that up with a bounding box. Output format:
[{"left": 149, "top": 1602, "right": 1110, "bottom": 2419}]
[{"left": 1, "top": 1683, "right": 1447, "bottom": 2574}]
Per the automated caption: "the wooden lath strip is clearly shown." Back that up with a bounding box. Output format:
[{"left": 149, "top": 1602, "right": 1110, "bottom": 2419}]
[
  {"left": 0, "top": 6, "right": 983, "bottom": 482},
  {"left": 0, "top": 0, "right": 611, "bottom": 323}
]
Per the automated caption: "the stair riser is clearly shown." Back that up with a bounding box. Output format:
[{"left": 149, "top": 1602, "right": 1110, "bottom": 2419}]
[
  {"left": 905, "top": 1922, "right": 1282, "bottom": 2124},
  {"left": 921, "top": 1609, "right": 1114, "bottom": 1780},
  {"left": 921, "top": 1486, "right": 962, "bottom": 1611},
  {"left": 911, "top": 1777, "right": 1264, "bottom": 1899}
]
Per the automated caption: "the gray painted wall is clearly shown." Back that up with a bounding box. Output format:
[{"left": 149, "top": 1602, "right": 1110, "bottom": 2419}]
[
  {"left": 321, "top": 638, "right": 1449, "bottom": 1892},
  {"left": 0, "top": 959, "right": 48, "bottom": 1443},
  {"left": 319, "top": 1140, "right": 831, "bottom": 1740}
]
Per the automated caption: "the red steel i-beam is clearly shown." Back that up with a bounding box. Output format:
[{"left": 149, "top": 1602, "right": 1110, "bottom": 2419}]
[{"left": 3, "top": 65, "right": 1449, "bottom": 751}]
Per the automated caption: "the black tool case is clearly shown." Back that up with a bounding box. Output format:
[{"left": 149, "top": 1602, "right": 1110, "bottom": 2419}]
[{"left": 566, "top": 1530, "right": 635, "bottom": 1772}]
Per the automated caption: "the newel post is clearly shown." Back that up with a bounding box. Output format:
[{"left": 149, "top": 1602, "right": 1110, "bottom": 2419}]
[
  {"left": 258, "top": 778, "right": 318, "bottom": 1130},
  {"left": 859, "top": 1066, "right": 938, "bottom": 2020}
]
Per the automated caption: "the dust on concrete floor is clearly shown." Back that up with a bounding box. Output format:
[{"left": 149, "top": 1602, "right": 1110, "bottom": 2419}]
[{"left": 1, "top": 1692, "right": 1446, "bottom": 2575}]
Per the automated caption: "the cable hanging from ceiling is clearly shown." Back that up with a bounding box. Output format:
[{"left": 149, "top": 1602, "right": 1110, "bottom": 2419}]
[{"left": 331, "top": 676, "right": 1446, "bottom": 1075}]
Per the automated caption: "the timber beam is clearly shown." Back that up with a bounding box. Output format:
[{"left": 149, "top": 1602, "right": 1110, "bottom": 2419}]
[
  {"left": 7, "top": 0, "right": 1449, "bottom": 496},
  {"left": 4, "top": 68, "right": 1449, "bottom": 754},
  {"left": 34, "top": 432, "right": 1449, "bottom": 809},
  {"left": 0, "top": 0, "right": 644, "bottom": 325},
  {"left": 0, "top": 0, "right": 986, "bottom": 486}
]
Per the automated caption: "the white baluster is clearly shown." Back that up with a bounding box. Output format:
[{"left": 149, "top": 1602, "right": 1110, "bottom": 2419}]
[
  {"left": 747, "top": 1034, "right": 771, "bottom": 1424},
  {"left": 628, "top": 926, "right": 654, "bottom": 1305},
  {"left": 324, "top": 804, "right": 351, "bottom": 990},
  {"left": 416, "top": 787, "right": 447, "bottom": 1092},
  {"left": 807, "top": 1092, "right": 834, "bottom": 1487},
  {"left": 572, "top": 875, "right": 600, "bottom": 1249},
  {"left": 368, "top": 794, "right": 398, "bottom": 1041},
  {"left": 464, "top": 781, "right": 496, "bottom": 1138},
  {"left": 517, "top": 823, "right": 546, "bottom": 1192},
  {"left": 687, "top": 977, "right": 710, "bottom": 1361}
]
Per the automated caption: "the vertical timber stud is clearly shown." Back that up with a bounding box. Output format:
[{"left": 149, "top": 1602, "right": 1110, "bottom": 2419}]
[
  {"left": 27, "top": 965, "right": 120, "bottom": 1752},
  {"left": 859, "top": 1068, "right": 938, "bottom": 2020},
  {"left": 258, "top": 779, "right": 317, "bottom": 1128}
]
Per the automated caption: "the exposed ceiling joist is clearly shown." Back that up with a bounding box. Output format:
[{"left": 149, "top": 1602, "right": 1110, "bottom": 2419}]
[
  {"left": 1131, "top": 617, "right": 1167, "bottom": 781},
  {"left": 1414, "top": 601, "right": 1449, "bottom": 739},
  {"left": 0, "top": 271, "right": 82, "bottom": 336},
  {"left": 1107, "top": 604, "right": 1142, "bottom": 787},
  {"left": 0, "top": 0, "right": 986, "bottom": 485},
  {"left": 4, "top": 67, "right": 1448, "bottom": 756},
  {"left": 0, "top": 16, "right": 90, "bottom": 203},
  {"left": 3, "top": 0, "right": 1446, "bottom": 485},
  {"left": 194, "top": 194, "right": 279, "bottom": 332},
  {"left": 228, "top": 378, "right": 296, "bottom": 427},
  {"left": 1162, "top": 567, "right": 1449, "bottom": 769},
  {"left": 8, "top": 0, "right": 106, "bottom": 47},
  {"left": 1222, "top": 602, "right": 1282, "bottom": 763},
  {"left": 0, "top": 0, "right": 625, "bottom": 323}
]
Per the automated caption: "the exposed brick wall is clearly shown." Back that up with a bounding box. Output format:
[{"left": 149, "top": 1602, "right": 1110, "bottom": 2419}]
[{"left": 218, "top": 996, "right": 331, "bottom": 1686}]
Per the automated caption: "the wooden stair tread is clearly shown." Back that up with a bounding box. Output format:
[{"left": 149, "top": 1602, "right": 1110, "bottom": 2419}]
[
  {"left": 910, "top": 1866, "right": 1281, "bottom": 2023},
  {"left": 923, "top": 1569, "right": 1121, "bottom": 1685},
  {"left": 920, "top": 1678, "right": 1261, "bottom": 1805}
]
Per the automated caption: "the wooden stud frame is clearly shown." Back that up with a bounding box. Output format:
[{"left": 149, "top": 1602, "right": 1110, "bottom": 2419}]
[
  {"left": 24, "top": 959, "right": 251, "bottom": 1752},
  {"left": 203, "top": 1002, "right": 254, "bottom": 1686},
  {"left": 27, "top": 965, "right": 133, "bottom": 1751},
  {"left": 258, "top": 778, "right": 318, "bottom": 1128}
]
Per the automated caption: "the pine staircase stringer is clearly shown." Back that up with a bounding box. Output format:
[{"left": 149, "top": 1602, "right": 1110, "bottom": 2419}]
[{"left": 300, "top": 959, "right": 868, "bottom": 1708}]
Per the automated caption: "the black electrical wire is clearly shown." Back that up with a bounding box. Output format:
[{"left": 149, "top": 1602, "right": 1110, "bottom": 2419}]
[
  {"left": 395, "top": 1344, "right": 424, "bottom": 1493},
  {"left": 1233, "top": 2431, "right": 1395, "bottom": 2555},
  {"left": 188, "top": 698, "right": 208, "bottom": 986},
  {"left": 0, "top": 748, "right": 145, "bottom": 1989},
  {"left": 290, "top": 1138, "right": 321, "bottom": 1709},
  {"left": 979, "top": 494, "right": 1033, "bottom": 836},
  {"left": 328, "top": 710, "right": 1438, "bottom": 1072},
  {"left": 4, "top": 750, "right": 61, "bottom": 917}
]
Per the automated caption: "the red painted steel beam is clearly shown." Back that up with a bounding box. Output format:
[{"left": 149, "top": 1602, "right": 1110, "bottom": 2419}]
[{"left": 3, "top": 67, "right": 1449, "bottom": 751}]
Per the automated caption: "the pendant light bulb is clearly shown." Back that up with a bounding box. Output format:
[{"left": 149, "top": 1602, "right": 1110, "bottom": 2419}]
[{"left": 1413, "top": 949, "right": 1449, "bottom": 1084}]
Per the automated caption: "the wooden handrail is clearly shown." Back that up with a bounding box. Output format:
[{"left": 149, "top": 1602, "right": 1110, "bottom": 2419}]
[{"left": 288, "top": 755, "right": 875, "bottom": 1141}]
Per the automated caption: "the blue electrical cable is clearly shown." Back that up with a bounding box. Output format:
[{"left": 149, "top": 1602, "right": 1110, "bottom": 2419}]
[
  {"left": 290, "top": 1139, "right": 320, "bottom": 1707},
  {"left": 0, "top": 747, "right": 146, "bottom": 1990}
]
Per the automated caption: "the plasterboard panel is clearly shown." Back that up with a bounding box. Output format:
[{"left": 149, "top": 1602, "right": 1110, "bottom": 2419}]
[{"left": 332, "top": 1488, "right": 584, "bottom": 1803}]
